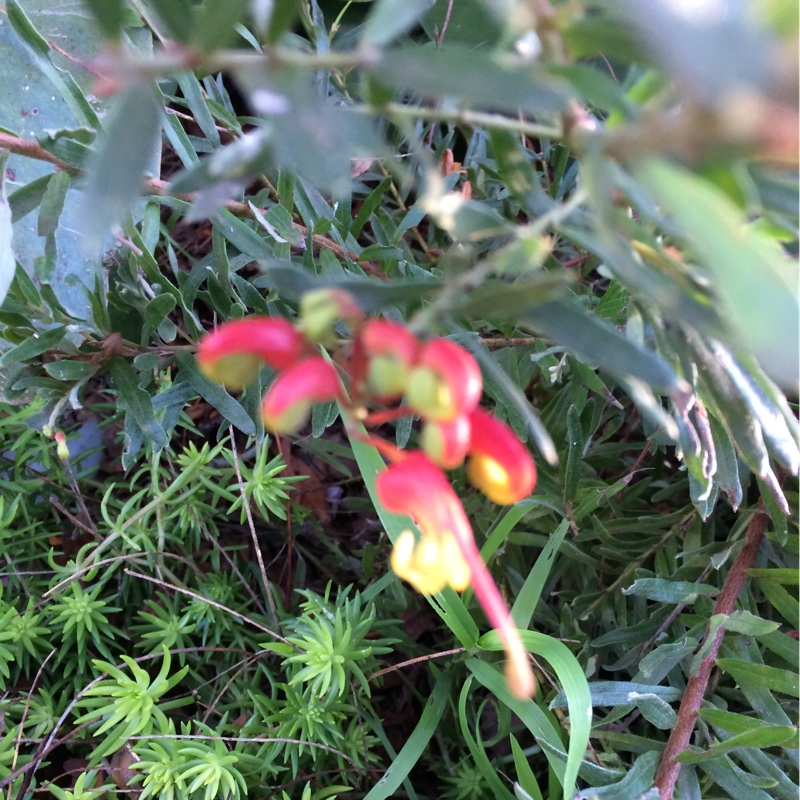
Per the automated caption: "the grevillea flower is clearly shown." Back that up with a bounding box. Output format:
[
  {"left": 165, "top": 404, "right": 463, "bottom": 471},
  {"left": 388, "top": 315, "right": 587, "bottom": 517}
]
[
  {"left": 420, "top": 415, "right": 471, "bottom": 469},
  {"left": 376, "top": 452, "right": 535, "bottom": 698},
  {"left": 262, "top": 356, "right": 341, "bottom": 434},
  {"left": 197, "top": 317, "right": 306, "bottom": 390},
  {"left": 299, "top": 288, "right": 363, "bottom": 343},
  {"left": 360, "top": 318, "right": 419, "bottom": 400},
  {"left": 467, "top": 408, "right": 537, "bottom": 504},
  {"left": 406, "top": 339, "right": 482, "bottom": 422}
]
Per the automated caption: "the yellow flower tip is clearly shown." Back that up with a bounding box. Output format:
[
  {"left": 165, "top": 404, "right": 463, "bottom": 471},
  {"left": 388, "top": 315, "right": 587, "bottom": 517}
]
[
  {"left": 390, "top": 530, "right": 416, "bottom": 575},
  {"left": 263, "top": 399, "right": 312, "bottom": 435},
  {"left": 467, "top": 455, "right": 516, "bottom": 505},
  {"left": 505, "top": 655, "right": 537, "bottom": 700},
  {"left": 199, "top": 352, "right": 264, "bottom": 391},
  {"left": 390, "top": 530, "right": 469, "bottom": 595},
  {"left": 442, "top": 535, "right": 470, "bottom": 592}
]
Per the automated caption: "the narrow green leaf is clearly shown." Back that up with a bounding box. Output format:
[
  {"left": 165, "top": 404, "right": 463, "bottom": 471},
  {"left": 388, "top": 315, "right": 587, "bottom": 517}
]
[
  {"left": 753, "top": 579, "right": 800, "bottom": 629},
  {"left": 720, "top": 610, "right": 781, "bottom": 637},
  {"left": 747, "top": 568, "right": 800, "bottom": 584},
  {"left": 551, "top": 681, "right": 682, "bottom": 708},
  {"left": 6, "top": 0, "right": 49, "bottom": 55},
  {"left": 623, "top": 578, "right": 718, "bottom": 604},
  {"left": 174, "top": 350, "right": 255, "bottom": 437},
  {"left": 457, "top": 678, "right": 516, "bottom": 800},
  {"left": 373, "top": 45, "right": 567, "bottom": 116},
  {"left": 477, "top": 630, "right": 590, "bottom": 800},
  {"left": 563, "top": 404, "right": 583, "bottom": 504},
  {"left": 0, "top": 326, "right": 66, "bottom": 366},
  {"left": 521, "top": 298, "right": 682, "bottom": 392},
  {"left": 466, "top": 659, "right": 568, "bottom": 787},
  {"left": 511, "top": 518, "right": 569, "bottom": 630},
  {"left": 350, "top": 176, "right": 393, "bottom": 239},
  {"left": 638, "top": 159, "right": 798, "bottom": 388},
  {"left": 361, "top": 0, "right": 435, "bottom": 47},
  {"left": 510, "top": 734, "right": 544, "bottom": 800},
  {"left": 109, "top": 357, "right": 169, "bottom": 449},
  {"left": 629, "top": 692, "right": 677, "bottom": 729},
  {"left": 37, "top": 171, "right": 70, "bottom": 238},
  {"left": 194, "top": 0, "right": 248, "bottom": 51},
  {"left": 81, "top": 84, "right": 162, "bottom": 248},
  {"left": 43, "top": 360, "right": 97, "bottom": 382},
  {"left": 148, "top": 0, "right": 195, "bottom": 42},
  {"left": 144, "top": 294, "right": 177, "bottom": 332},
  {"left": 83, "top": 0, "right": 131, "bottom": 40},
  {"left": 9, "top": 173, "right": 54, "bottom": 223},
  {"left": 698, "top": 755, "right": 773, "bottom": 800},
  {"left": 677, "top": 725, "right": 798, "bottom": 764},
  {"left": 716, "top": 658, "right": 800, "bottom": 698},
  {"left": 0, "top": 157, "right": 16, "bottom": 310},
  {"left": 212, "top": 209, "right": 275, "bottom": 261},
  {"left": 572, "top": 751, "right": 660, "bottom": 800},
  {"left": 699, "top": 707, "right": 796, "bottom": 739},
  {"left": 363, "top": 672, "right": 453, "bottom": 800},
  {"left": 176, "top": 73, "right": 221, "bottom": 148}
]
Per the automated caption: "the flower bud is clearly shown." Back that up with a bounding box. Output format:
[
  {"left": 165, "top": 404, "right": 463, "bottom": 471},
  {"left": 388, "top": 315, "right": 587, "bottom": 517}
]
[
  {"left": 405, "top": 339, "right": 482, "bottom": 422},
  {"left": 467, "top": 408, "right": 536, "bottom": 504},
  {"left": 360, "top": 319, "right": 419, "bottom": 400},
  {"left": 420, "top": 415, "right": 471, "bottom": 469},
  {"left": 262, "top": 356, "right": 341, "bottom": 434},
  {"left": 299, "top": 288, "right": 362, "bottom": 344},
  {"left": 198, "top": 317, "right": 306, "bottom": 390},
  {"left": 55, "top": 431, "right": 70, "bottom": 461}
]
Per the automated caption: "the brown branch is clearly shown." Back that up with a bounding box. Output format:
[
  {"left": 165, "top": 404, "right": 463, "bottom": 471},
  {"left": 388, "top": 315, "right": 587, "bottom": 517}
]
[
  {"left": 0, "top": 132, "right": 74, "bottom": 172},
  {"left": 654, "top": 511, "right": 769, "bottom": 800},
  {"left": 1, "top": 132, "right": 387, "bottom": 279}
]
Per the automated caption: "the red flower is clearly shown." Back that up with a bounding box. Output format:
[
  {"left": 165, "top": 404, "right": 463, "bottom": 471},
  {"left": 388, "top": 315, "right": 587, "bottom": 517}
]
[
  {"left": 467, "top": 408, "right": 537, "bottom": 504},
  {"left": 197, "top": 317, "right": 306, "bottom": 390},
  {"left": 420, "top": 415, "right": 471, "bottom": 469},
  {"left": 376, "top": 452, "right": 535, "bottom": 698},
  {"left": 262, "top": 357, "right": 341, "bottom": 434},
  {"left": 360, "top": 318, "right": 420, "bottom": 400},
  {"left": 406, "top": 339, "right": 482, "bottom": 422},
  {"left": 299, "top": 288, "right": 363, "bottom": 343}
]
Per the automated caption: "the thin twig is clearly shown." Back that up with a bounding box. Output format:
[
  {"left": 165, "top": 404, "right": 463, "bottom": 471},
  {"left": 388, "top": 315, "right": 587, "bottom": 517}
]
[
  {"left": 435, "top": 0, "right": 455, "bottom": 46},
  {"left": 654, "top": 511, "right": 769, "bottom": 800},
  {"left": 367, "top": 647, "right": 466, "bottom": 682},
  {"left": 229, "top": 426, "right": 281, "bottom": 630},
  {"left": 8, "top": 649, "right": 56, "bottom": 800},
  {"left": 124, "top": 568, "right": 291, "bottom": 645},
  {"left": 123, "top": 734, "right": 359, "bottom": 768}
]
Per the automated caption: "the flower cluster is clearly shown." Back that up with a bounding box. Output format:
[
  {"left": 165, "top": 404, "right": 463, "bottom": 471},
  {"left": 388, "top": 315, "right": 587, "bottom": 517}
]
[{"left": 197, "top": 290, "right": 537, "bottom": 698}]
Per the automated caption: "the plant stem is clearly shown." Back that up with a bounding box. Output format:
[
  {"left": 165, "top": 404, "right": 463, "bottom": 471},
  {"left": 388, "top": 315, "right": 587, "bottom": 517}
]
[{"left": 654, "top": 511, "right": 769, "bottom": 800}]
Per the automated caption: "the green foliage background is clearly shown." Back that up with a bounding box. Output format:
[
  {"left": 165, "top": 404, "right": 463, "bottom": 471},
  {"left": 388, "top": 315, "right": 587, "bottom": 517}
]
[{"left": 0, "top": 0, "right": 797, "bottom": 798}]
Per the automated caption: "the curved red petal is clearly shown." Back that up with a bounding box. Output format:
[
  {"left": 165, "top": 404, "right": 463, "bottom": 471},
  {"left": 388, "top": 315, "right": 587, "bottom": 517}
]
[
  {"left": 421, "top": 415, "right": 471, "bottom": 469},
  {"left": 198, "top": 317, "right": 306, "bottom": 377},
  {"left": 467, "top": 408, "right": 537, "bottom": 504},
  {"left": 360, "top": 319, "right": 419, "bottom": 365},
  {"left": 407, "top": 338, "right": 482, "bottom": 422},
  {"left": 262, "top": 357, "right": 341, "bottom": 434},
  {"left": 377, "top": 451, "right": 535, "bottom": 697}
]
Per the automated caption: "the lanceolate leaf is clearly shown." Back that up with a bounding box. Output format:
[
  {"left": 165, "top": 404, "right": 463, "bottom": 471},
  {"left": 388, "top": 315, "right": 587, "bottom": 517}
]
[{"left": 0, "top": 156, "right": 17, "bottom": 310}]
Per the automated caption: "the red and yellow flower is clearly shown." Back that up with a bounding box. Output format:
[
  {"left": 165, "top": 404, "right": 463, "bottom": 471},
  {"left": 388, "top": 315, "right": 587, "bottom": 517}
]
[
  {"left": 197, "top": 317, "right": 306, "bottom": 390},
  {"left": 406, "top": 339, "right": 482, "bottom": 422},
  {"left": 196, "top": 293, "right": 539, "bottom": 699},
  {"left": 467, "top": 408, "right": 537, "bottom": 504},
  {"left": 376, "top": 452, "right": 535, "bottom": 698},
  {"left": 261, "top": 356, "right": 341, "bottom": 434}
]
